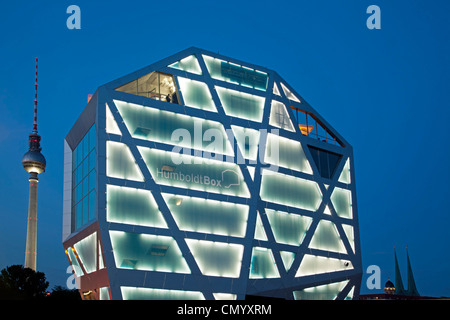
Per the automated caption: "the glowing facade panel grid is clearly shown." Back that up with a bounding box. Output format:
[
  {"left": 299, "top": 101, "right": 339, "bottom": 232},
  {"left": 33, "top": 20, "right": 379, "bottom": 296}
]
[{"left": 63, "top": 47, "right": 361, "bottom": 300}]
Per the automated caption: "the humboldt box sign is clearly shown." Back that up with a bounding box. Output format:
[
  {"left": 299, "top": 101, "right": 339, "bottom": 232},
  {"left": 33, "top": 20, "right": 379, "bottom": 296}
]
[{"left": 220, "top": 61, "right": 268, "bottom": 90}]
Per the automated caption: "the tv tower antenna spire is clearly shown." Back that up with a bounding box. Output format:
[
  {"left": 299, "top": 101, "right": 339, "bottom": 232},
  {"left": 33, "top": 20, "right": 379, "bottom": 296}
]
[{"left": 22, "top": 57, "right": 46, "bottom": 271}]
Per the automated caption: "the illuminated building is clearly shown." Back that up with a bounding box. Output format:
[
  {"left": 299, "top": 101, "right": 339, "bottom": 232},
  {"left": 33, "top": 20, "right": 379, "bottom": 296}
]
[{"left": 62, "top": 47, "right": 362, "bottom": 300}]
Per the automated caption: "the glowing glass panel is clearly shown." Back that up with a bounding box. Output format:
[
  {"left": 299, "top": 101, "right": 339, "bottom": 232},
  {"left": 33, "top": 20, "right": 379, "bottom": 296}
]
[
  {"left": 338, "top": 158, "right": 351, "bottom": 184},
  {"left": 280, "top": 251, "right": 296, "bottom": 272},
  {"left": 73, "top": 232, "right": 97, "bottom": 274},
  {"left": 106, "top": 104, "right": 121, "bottom": 135},
  {"left": 293, "top": 280, "right": 349, "bottom": 300},
  {"left": 213, "top": 293, "right": 237, "bottom": 300},
  {"left": 121, "top": 287, "right": 204, "bottom": 300},
  {"left": 138, "top": 147, "right": 250, "bottom": 198},
  {"left": 109, "top": 231, "right": 190, "bottom": 273},
  {"left": 163, "top": 194, "right": 249, "bottom": 237},
  {"left": 260, "top": 170, "right": 322, "bottom": 211},
  {"left": 342, "top": 224, "right": 355, "bottom": 253},
  {"left": 215, "top": 86, "right": 265, "bottom": 122},
  {"left": 280, "top": 82, "right": 301, "bottom": 103},
  {"left": 296, "top": 255, "right": 353, "bottom": 277},
  {"left": 67, "top": 247, "right": 84, "bottom": 277},
  {"left": 254, "top": 211, "right": 268, "bottom": 241},
  {"left": 230, "top": 125, "right": 260, "bottom": 161},
  {"left": 106, "top": 185, "right": 167, "bottom": 228},
  {"left": 168, "top": 55, "right": 202, "bottom": 75},
  {"left": 269, "top": 100, "right": 295, "bottom": 132},
  {"left": 185, "top": 239, "right": 244, "bottom": 278},
  {"left": 106, "top": 141, "right": 144, "bottom": 181},
  {"left": 177, "top": 77, "right": 216, "bottom": 112},
  {"left": 203, "top": 55, "right": 268, "bottom": 91},
  {"left": 265, "top": 133, "right": 313, "bottom": 174},
  {"left": 250, "top": 247, "right": 280, "bottom": 279},
  {"left": 330, "top": 187, "right": 352, "bottom": 219},
  {"left": 265, "top": 209, "right": 312, "bottom": 246},
  {"left": 309, "top": 220, "right": 347, "bottom": 254},
  {"left": 114, "top": 100, "right": 233, "bottom": 156}
]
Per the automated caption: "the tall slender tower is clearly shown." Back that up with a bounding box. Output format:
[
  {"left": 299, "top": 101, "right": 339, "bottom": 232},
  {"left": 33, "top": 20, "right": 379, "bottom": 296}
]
[{"left": 22, "top": 57, "right": 46, "bottom": 271}]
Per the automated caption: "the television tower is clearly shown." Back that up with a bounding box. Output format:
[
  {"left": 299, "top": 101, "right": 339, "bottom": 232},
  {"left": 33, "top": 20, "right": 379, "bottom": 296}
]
[{"left": 22, "top": 57, "right": 46, "bottom": 271}]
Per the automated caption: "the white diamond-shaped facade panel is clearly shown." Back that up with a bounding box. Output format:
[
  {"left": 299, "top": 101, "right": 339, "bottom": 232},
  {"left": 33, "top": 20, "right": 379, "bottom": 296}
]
[{"left": 63, "top": 47, "right": 361, "bottom": 300}]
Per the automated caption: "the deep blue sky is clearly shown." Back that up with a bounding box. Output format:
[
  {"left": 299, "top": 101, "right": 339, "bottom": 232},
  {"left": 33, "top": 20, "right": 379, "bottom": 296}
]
[{"left": 1, "top": 0, "right": 449, "bottom": 297}]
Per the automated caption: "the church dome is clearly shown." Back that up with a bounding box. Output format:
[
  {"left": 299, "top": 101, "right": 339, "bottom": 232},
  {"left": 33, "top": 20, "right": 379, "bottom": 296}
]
[{"left": 384, "top": 280, "right": 395, "bottom": 294}]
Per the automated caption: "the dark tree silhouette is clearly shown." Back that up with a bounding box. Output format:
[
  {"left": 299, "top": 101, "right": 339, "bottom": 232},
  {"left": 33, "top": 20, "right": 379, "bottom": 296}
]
[
  {"left": 48, "top": 285, "right": 81, "bottom": 300},
  {"left": 0, "top": 265, "right": 49, "bottom": 300}
]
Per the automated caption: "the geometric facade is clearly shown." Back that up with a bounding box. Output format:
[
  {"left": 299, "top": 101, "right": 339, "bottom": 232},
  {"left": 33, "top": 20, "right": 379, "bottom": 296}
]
[{"left": 62, "top": 47, "right": 362, "bottom": 300}]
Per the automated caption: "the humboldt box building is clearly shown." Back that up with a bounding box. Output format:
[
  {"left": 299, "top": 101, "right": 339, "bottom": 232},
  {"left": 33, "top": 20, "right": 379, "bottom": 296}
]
[{"left": 62, "top": 47, "right": 361, "bottom": 300}]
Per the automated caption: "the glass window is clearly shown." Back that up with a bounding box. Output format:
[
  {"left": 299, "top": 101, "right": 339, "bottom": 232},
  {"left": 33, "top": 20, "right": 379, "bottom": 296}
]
[
  {"left": 106, "top": 185, "right": 167, "bottom": 228},
  {"left": 109, "top": 231, "right": 191, "bottom": 274},
  {"left": 264, "top": 133, "right": 313, "bottom": 174},
  {"left": 249, "top": 247, "right": 280, "bottom": 279},
  {"left": 265, "top": 209, "right": 312, "bottom": 246},
  {"left": 259, "top": 169, "right": 322, "bottom": 212},
  {"left": 203, "top": 55, "right": 268, "bottom": 91},
  {"left": 215, "top": 86, "right": 265, "bottom": 122},
  {"left": 71, "top": 125, "right": 96, "bottom": 232},
  {"left": 269, "top": 100, "right": 295, "bottom": 132},
  {"left": 177, "top": 77, "right": 216, "bottom": 111},
  {"left": 168, "top": 55, "right": 202, "bottom": 75},
  {"left": 114, "top": 100, "right": 233, "bottom": 156},
  {"left": 308, "top": 146, "right": 342, "bottom": 179},
  {"left": 162, "top": 193, "right": 249, "bottom": 237},
  {"left": 138, "top": 146, "right": 250, "bottom": 198},
  {"left": 308, "top": 220, "right": 347, "bottom": 254},
  {"left": 106, "top": 141, "right": 144, "bottom": 182},
  {"left": 116, "top": 71, "right": 180, "bottom": 104},
  {"left": 185, "top": 239, "right": 244, "bottom": 278}
]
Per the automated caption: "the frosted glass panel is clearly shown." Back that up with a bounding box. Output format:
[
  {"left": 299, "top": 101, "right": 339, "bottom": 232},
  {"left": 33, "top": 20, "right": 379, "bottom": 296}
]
[
  {"left": 177, "top": 77, "right": 216, "bottom": 111},
  {"left": 280, "top": 82, "right": 301, "bottom": 103},
  {"left": 168, "top": 55, "right": 202, "bottom": 75},
  {"left": 338, "top": 158, "right": 351, "bottom": 184},
  {"left": 269, "top": 100, "right": 295, "bottom": 132},
  {"left": 254, "top": 212, "right": 268, "bottom": 241},
  {"left": 138, "top": 147, "right": 250, "bottom": 198},
  {"left": 216, "top": 86, "right": 265, "bottom": 122},
  {"left": 265, "top": 209, "right": 312, "bottom": 246},
  {"left": 293, "top": 280, "right": 349, "bottom": 300},
  {"left": 121, "top": 287, "right": 204, "bottom": 300},
  {"left": 73, "top": 232, "right": 97, "bottom": 274},
  {"left": 163, "top": 194, "right": 249, "bottom": 237},
  {"left": 330, "top": 187, "right": 352, "bottom": 219},
  {"left": 203, "top": 55, "right": 268, "bottom": 91},
  {"left": 213, "top": 293, "right": 237, "bottom": 300},
  {"left": 260, "top": 170, "right": 322, "bottom": 211},
  {"left": 250, "top": 247, "right": 280, "bottom": 279},
  {"left": 186, "top": 239, "right": 244, "bottom": 278},
  {"left": 110, "top": 231, "right": 190, "bottom": 273},
  {"left": 106, "top": 141, "right": 144, "bottom": 181},
  {"left": 67, "top": 247, "right": 84, "bottom": 277},
  {"left": 265, "top": 133, "right": 313, "bottom": 174},
  {"left": 342, "top": 224, "right": 355, "bottom": 253},
  {"left": 230, "top": 125, "right": 260, "bottom": 161},
  {"left": 99, "top": 287, "right": 110, "bottom": 300},
  {"left": 107, "top": 185, "right": 167, "bottom": 228},
  {"left": 115, "top": 100, "right": 233, "bottom": 156},
  {"left": 309, "top": 220, "right": 347, "bottom": 254},
  {"left": 280, "top": 251, "right": 296, "bottom": 272},
  {"left": 106, "top": 104, "right": 121, "bottom": 135},
  {"left": 296, "top": 255, "right": 353, "bottom": 277}
]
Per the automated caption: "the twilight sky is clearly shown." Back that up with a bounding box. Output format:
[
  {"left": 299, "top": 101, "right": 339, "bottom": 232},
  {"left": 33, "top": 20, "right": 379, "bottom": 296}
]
[{"left": 0, "top": 0, "right": 449, "bottom": 297}]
